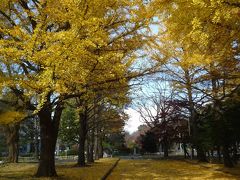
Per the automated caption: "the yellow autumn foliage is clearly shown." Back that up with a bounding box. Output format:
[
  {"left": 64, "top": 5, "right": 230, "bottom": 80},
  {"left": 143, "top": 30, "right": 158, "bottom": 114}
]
[
  {"left": 0, "top": 110, "right": 26, "bottom": 124},
  {"left": 0, "top": 0, "right": 155, "bottom": 123},
  {"left": 155, "top": 0, "right": 240, "bottom": 63}
]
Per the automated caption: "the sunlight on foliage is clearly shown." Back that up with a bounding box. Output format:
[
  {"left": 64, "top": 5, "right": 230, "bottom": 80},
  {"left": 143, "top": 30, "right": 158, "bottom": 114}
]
[{"left": 0, "top": 111, "right": 26, "bottom": 124}]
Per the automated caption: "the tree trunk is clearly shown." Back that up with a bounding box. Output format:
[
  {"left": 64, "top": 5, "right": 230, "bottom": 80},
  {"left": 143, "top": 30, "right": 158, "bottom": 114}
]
[
  {"left": 223, "top": 145, "right": 234, "bottom": 167},
  {"left": 34, "top": 118, "right": 39, "bottom": 160},
  {"left": 5, "top": 123, "right": 20, "bottom": 163},
  {"left": 36, "top": 128, "right": 56, "bottom": 177},
  {"left": 35, "top": 101, "right": 63, "bottom": 177},
  {"left": 232, "top": 143, "right": 238, "bottom": 165},
  {"left": 78, "top": 134, "right": 86, "bottom": 166},
  {"left": 34, "top": 138, "right": 39, "bottom": 160},
  {"left": 217, "top": 146, "right": 221, "bottom": 162},
  {"left": 184, "top": 69, "right": 197, "bottom": 160},
  {"left": 197, "top": 146, "right": 208, "bottom": 162},
  {"left": 77, "top": 106, "right": 88, "bottom": 166},
  {"left": 86, "top": 138, "right": 90, "bottom": 163},
  {"left": 89, "top": 142, "right": 94, "bottom": 163},
  {"left": 94, "top": 133, "right": 99, "bottom": 160},
  {"left": 88, "top": 129, "right": 94, "bottom": 163},
  {"left": 210, "top": 150, "right": 214, "bottom": 162},
  {"left": 163, "top": 138, "right": 168, "bottom": 157},
  {"left": 191, "top": 146, "right": 195, "bottom": 159},
  {"left": 93, "top": 98, "right": 99, "bottom": 160},
  {"left": 210, "top": 150, "right": 214, "bottom": 158},
  {"left": 98, "top": 136, "right": 103, "bottom": 158}
]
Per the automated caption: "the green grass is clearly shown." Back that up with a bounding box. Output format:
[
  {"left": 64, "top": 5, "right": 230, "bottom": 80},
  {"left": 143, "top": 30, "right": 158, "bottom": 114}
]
[
  {"left": 108, "top": 159, "right": 240, "bottom": 180},
  {"left": 0, "top": 158, "right": 118, "bottom": 180}
]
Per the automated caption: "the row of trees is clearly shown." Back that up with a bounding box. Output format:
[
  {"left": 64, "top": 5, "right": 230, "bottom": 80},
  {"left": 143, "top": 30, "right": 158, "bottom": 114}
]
[
  {"left": 0, "top": 0, "right": 157, "bottom": 177},
  {"left": 0, "top": 1, "right": 239, "bottom": 178},
  {"left": 134, "top": 0, "right": 240, "bottom": 167},
  {"left": 58, "top": 97, "right": 129, "bottom": 164}
]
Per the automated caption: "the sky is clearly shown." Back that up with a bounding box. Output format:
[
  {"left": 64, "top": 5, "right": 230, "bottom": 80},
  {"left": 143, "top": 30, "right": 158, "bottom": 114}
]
[
  {"left": 123, "top": 23, "right": 160, "bottom": 134},
  {"left": 124, "top": 108, "right": 143, "bottom": 134}
]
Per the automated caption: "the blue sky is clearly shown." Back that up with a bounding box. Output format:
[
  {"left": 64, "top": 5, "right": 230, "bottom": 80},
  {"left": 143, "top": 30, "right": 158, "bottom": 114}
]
[{"left": 124, "top": 22, "right": 160, "bottom": 134}]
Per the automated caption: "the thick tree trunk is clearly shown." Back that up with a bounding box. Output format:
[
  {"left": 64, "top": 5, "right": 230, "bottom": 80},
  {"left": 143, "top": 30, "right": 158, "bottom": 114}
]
[
  {"left": 86, "top": 132, "right": 94, "bottom": 163},
  {"left": 36, "top": 130, "right": 56, "bottom": 177},
  {"left": 5, "top": 123, "right": 20, "bottom": 163},
  {"left": 78, "top": 134, "right": 86, "bottom": 166},
  {"left": 35, "top": 102, "right": 63, "bottom": 177}
]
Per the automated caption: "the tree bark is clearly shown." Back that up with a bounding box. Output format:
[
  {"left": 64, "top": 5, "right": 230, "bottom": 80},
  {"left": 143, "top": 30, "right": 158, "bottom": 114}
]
[
  {"left": 197, "top": 146, "right": 208, "bottom": 162},
  {"left": 223, "top": 144, "right": 234, "bottom": 167},
  {"left": 210, "top": 150, "right": 214, "bottom": 158},
  {"left": 98, "top": 136, "right": 103, "bottom": 158},
  {"left": 217, "top": 146, "right": 221, "bottom": 162},
  {"left": 191, "top": 146, "right": 195, "bottom": 159},
  {"left": 184, "top": 69, "right": 197, "bottom": 160},
  {"left": 78, "top": 133, "right": 86, "bottom": 166},
  {"left": 77, "top": 106, "right": 88, "bottom": 166},
  {"left": 88, "top": 144, "right": 94, "bottom": 163},
  {"left": 232, "top": 143, "right": 238, "bottom": 165},
  {"left": 86, "top": 138, "right": 89, "bottom": 162},
  {"left": 94, "top": 132, "right": 99, "bottom": 160},
  {"left": 35, "top": 101, "right": 63, "bottom": 177},
  {"left": 88, "top": 129, "right": 94, "bottom": 163},
  {"left": 34, "top": 118, "right": 39, "bottom": 160},
  {"left": 163, "top": 138, "right": 168, "bottom": 157},
  {"left": 93, "top": 98, "right": 99, "bottom": 160},
  {"left": 5, "top": 123, "right": 20, "bottom": 163}
]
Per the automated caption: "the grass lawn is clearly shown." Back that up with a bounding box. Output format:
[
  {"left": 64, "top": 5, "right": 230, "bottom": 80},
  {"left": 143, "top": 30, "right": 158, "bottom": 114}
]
[
  {"left": 0, "top": 158, "right": 118, "bottom": 180},
  {"left": 108, "top": 159, "right": 240, "bottom": 180}
]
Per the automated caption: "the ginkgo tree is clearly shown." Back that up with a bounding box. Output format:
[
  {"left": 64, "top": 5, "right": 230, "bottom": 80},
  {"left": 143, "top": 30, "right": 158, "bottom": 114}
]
[
  {"left": 0, "top": 0, "right": 156, "bottom": 177},
  {"left": 153, "top": 0, "right": 240, "bottom": 167}
]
